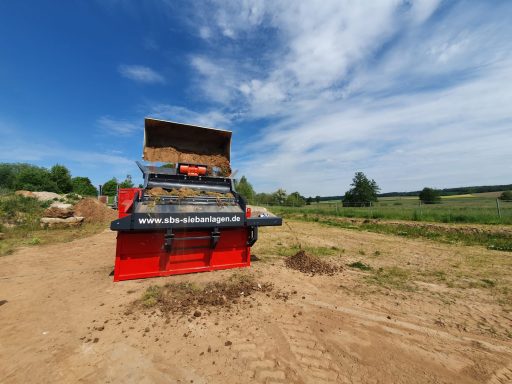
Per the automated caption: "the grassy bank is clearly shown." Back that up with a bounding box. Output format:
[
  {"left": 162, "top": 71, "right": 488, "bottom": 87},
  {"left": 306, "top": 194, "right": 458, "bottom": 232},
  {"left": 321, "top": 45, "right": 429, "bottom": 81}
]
[
  {"left": 269, "top": 195, "right": 512, "bottom": 225},
  {"left": 0, "top": 193, "right": 107, "bottom": 255},
  {"left": 279, "top": 213, "right": 512, "bottom": 251},
  {"left": 0, "top": 222, "right": 108, "bottom": 256}
]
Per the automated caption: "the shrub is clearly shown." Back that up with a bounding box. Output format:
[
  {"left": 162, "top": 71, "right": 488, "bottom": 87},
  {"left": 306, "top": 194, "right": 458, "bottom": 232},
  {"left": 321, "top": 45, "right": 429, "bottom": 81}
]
[
  {"left": 15, "top": 166, "right": 59, "bottom": 192},
  {"left": 72, "top": 177, "right": 98, "bottom": 196},
  {"left": 499, "top": 191, "right": 512, "bottom": 201},
  {"left": 50, "top": 164, "right": 73, "bottom": 193},
  {"left": 101, "top": 178, "right": 118, "bottom": 196},
  {"left": 235, "top": 176, "right": 255, "bottom": 203},
  {"left": 119, "top": 175, "right": 134, "bottom": 189},
  {"left": 0, "top": 195, "right": 46, "bottom": 227},
  {"left": 419, "top": 187, "right": 441, "bottom": 204}
]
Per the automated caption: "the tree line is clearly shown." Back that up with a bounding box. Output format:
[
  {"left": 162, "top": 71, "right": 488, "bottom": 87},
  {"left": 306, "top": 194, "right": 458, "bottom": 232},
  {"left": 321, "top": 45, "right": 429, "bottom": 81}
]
[
  {"left": 2, "top": 162, "right": 509, "bottom": 204},
  {"left": 0, "top": 163, "right": 137, "bottom": 197},
  {"left": 0, "top": 163, "right": 97, "bottom": 196},
  {"left": 235, "top": 176, "right": 308, "bottom": 207},
  {"left": 236, "top": 172, "right": 512, "bottom": 207}
]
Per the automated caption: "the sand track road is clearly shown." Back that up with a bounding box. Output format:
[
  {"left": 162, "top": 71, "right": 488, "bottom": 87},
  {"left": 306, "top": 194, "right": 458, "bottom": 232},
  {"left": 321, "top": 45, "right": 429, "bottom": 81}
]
[{"left": 1, "top": 221, "right": 511, "bottom": 383}]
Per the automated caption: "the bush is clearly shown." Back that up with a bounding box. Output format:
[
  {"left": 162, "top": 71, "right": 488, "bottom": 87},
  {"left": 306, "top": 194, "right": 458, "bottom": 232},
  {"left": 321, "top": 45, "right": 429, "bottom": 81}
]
[
  {"left": 286, "top": 192, "right": 306, "bottom": 207},
  {"left": 15, "top": 166, "right": 59, "bottom": 192},
  {"left": 419, "top": 187, "right": 441, "bottom": 204},
  {"left": 72, "top": 177, "right": 98, "bottom": 196},
  {"left": 50, "top": 164, "right": 73, "bottom": 193},
  {"left": 102, "top": 178, "right": 118, "bottom": 196},
  {"left": 0, "top": 195, "right": 46, "bottom": 227},
  {"left": 499, "top": 191, "right": 512, "bottom": 201},
  {"left": 0, "top": 163, "right": 17, "bottom": 190},
  {"left": 119, "top": 175, "right": 134, "bottom": 189},
  {"left": 235, "top": 176, "right": 255, "bottom": 203}
]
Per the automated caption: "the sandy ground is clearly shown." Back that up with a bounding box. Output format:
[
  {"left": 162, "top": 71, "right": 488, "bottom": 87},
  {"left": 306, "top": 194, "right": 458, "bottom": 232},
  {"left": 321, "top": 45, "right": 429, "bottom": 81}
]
[{"left": 1, "top": 221, "right": 511, "bottom": 384}]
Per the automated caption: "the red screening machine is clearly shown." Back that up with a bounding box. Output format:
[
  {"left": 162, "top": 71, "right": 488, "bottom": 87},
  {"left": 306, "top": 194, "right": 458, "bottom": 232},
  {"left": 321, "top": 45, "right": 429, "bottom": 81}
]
[{"left": 110, "top": 118, "right": 282, "bottom": 282}]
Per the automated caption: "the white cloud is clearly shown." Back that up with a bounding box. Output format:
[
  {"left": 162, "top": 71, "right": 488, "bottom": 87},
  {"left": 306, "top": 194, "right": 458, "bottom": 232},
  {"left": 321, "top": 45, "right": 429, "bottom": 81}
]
[
  {"left": 237, "top": 59, "right": 512, "bottom": 195},
  {"left": 189, "top": 56, "right": 255, "bottom": 105},
  {"left": 118, "top": 64, "right": 165, "bottom": 84},
  {"left": 97, "top": 116, "right": 140, "bottom": 136},
  {"left": 185, "top": 0, "right": 512, "bottom": 195},
  {"left": 199, "top": 0, "right": 267, "bottom": 39},
  {"left": 101, "top": 1, "right": 512, "bottom": 194}
]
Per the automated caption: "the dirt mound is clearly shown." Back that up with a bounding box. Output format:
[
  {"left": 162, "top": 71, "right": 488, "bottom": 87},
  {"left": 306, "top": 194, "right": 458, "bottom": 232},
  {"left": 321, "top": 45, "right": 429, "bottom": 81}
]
[
  {"left": 143, "top": 146, "right": 231, "bottom": 176},
  {"left": 285, "top": 250, "right": 340, "bottom": 276},
  {"left": 147, "top": 187, "right": 174, "bottom": 197},
  {"left": 134, "top": 276, "right": 273, "bottom": 316},
  {"left": 147, "top": 187, "right": 231, "bottom": 199},
  {"left": 73, "top": 198, "right": 117, "bottom": 223}
]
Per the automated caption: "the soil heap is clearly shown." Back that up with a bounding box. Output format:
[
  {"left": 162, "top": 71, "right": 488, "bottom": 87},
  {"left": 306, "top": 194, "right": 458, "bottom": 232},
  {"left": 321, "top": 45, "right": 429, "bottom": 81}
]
[
  {"left": 135, "top": 276, "right": 273, "bottom": 316},
  {"left": 285, "top": 250, "right": 340, "bottom": 276},
  {"left": 143, "top": 146, "right": 231, "bottom": 176},
  {"left": 147, "top": 187, "right": 231, "bottom": 199},
  {"left": 74, "top": 198, "right": 117, "bottom": 223}
]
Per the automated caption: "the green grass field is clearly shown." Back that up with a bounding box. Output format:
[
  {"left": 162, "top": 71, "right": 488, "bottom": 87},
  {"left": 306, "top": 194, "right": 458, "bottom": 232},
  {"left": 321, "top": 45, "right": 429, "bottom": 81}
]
[{"left": 267, "top": 193, "right": 512, "bottom": 225}]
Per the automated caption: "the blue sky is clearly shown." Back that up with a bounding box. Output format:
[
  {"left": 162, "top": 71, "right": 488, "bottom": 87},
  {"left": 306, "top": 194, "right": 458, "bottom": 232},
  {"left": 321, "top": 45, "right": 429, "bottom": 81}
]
[{"left": 0, "top": 1, "right": 511, "bottom": 196}]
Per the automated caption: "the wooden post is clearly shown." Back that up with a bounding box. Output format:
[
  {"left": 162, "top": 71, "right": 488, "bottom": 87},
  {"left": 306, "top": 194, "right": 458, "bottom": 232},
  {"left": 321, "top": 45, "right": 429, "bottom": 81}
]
[
  {"left": 496, "top": 199, "right": 501, "bottom": 218},
  {"left": 335, "top": 203, "right": 339, "bottom": 215}
]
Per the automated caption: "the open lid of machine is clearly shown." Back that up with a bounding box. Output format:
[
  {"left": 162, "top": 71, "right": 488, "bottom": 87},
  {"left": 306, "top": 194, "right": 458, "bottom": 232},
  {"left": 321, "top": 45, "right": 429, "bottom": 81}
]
[{"left": 143, "top": 118, "right": 232, "bottom": 174}]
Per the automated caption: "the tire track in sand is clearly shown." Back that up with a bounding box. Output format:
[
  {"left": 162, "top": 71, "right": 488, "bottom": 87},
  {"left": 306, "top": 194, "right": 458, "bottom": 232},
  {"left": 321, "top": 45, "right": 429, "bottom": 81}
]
[
  {"left": 278, "top": 319, "right": 344, "bottom": 384},
  {"left": 488, "top": 364, "right": 512, "bottom": 384},
  {"left": 230, "top": 330, "right": 289, "bottom": 384}
]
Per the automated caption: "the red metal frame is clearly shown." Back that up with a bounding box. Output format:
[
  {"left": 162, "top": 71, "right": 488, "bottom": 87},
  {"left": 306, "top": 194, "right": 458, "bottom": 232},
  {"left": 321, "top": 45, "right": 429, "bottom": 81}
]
[
  {"left": 117, "top": 188, "right": 143, "bottom": 218},
  {"left": 113, "top": 188, "right": 251, "bottom": 282},
  {"left": 113, "top": 228, "right": 250, "bottom": 281}
]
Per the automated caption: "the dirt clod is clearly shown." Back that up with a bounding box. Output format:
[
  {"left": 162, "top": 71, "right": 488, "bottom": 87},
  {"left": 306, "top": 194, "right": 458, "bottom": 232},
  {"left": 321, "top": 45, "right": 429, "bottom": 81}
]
[
  {"left": 285, "top": 250, "right": 340, "bottom": 276},
  {"left": 224, "top": 341, "right": 232, "bottom": 346},
  {"left": 133, "top": 276, "right": 273, "bottom": 316}
]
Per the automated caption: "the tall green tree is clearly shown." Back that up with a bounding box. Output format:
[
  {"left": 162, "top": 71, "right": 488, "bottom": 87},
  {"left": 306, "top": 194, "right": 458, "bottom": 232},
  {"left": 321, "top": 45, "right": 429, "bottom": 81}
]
[
  {"left": 50, "top": 164, "right": 73, "bottom": 193},
  {"left": 72, "top": 177, "right": 98, "bottom": 196},
  {"left": 102, "top": 178, "right": 118, "bottom": 196},
  {"left": 419, "top": 187, "right": 441, "bottom": 204},
  {"left": 286, "top": 192, "right": 306, "bottom": 207},
  {"left": 235, "top": 176, "right": 255, "bottom": 203},
  {"left": 15, "top": 166, "right": 59, "bottom": 192},
  {"left": 273, "top": 189, "right": 287, "bottom": 205},
  {"left": 254, "top": 192, "right": 272, "bottom": 205},
  {"left": 119, "top": 174, "right": 134, "bottom": 189},
  {"left": 342, "top": 172, "right": 380, "bottom": 207},
  {"left": 0, "top": 163, "right": 17, "bottom": 190}
]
